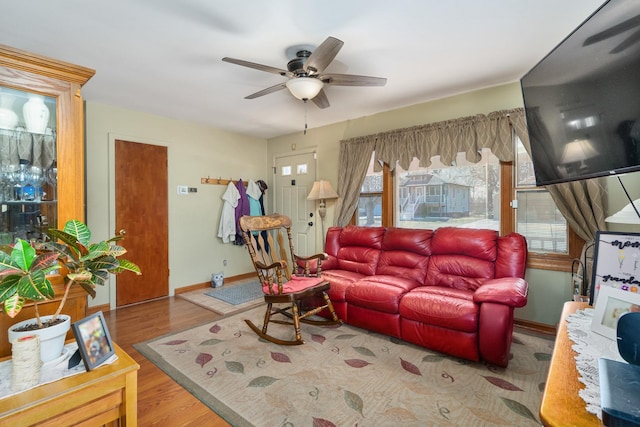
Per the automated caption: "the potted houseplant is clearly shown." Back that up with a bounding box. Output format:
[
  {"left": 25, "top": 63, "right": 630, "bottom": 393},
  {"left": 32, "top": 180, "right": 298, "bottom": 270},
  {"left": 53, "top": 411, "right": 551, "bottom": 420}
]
[{"left": 0, "top": 219, "right": 141, "bottom": 362}]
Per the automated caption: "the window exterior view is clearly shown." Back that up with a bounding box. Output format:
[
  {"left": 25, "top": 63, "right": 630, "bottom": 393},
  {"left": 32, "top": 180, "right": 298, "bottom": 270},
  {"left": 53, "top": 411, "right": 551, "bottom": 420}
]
[{"left": 358, "top": 141, "right": 569, "bottom": 256}]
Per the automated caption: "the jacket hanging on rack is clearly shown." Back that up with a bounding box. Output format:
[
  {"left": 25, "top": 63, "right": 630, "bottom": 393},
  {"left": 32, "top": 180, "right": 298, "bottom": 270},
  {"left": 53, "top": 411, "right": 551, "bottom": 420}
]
[
  {"left": 246, "top": 180, "right": 264, "bottom": 217},
  {"left": 233, "top": 179, "right": 250, "bottom": 245},
  {"left": 218, "top": 181, "right": 240, "bottom": 243},
  {"left": 246, "top": 179, "right": 269, "bottom": 252}
]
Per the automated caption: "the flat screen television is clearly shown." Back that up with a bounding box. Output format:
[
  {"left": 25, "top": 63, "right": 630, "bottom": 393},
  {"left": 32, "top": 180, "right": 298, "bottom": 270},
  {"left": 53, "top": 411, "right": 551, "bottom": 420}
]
[{"left": 520, "top": 0, "right": 640, "bottom": 186}]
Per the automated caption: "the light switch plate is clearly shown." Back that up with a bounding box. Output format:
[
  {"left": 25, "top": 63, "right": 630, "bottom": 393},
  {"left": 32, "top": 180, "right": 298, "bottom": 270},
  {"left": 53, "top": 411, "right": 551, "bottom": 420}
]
[{"left": 177, "top": 185, "right": 188, "bottom": 195}]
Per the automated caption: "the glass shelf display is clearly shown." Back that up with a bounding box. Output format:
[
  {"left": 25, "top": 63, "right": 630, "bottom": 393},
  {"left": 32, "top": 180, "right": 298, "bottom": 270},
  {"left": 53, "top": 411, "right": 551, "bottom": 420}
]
[{"left": 0, "top": 86, "right": 57, "bottom": 243}]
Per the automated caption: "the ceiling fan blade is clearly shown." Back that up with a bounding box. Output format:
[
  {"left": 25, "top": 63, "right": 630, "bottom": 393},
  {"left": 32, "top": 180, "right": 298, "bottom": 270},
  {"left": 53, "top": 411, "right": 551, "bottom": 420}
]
[
  {"left": 583, "top": 15, "right": 640, "bottom": 46},
  {"left": 222, "top": 57, "right": 292, "bottom": 77},
  {"left": 245, "top": 82, "right": 287, "bottom": 99},
  {"left": 320, "top": 73, "right": 387, "bottom": 86},
  {"left": 610, "top": 28, "right": 640, "bottom": 53},
  {"left": 304, "top": 37, "right": 344, "bottom": 74},
  {"left": 311, "top": 89, "right": 330, "bottom": 109}
]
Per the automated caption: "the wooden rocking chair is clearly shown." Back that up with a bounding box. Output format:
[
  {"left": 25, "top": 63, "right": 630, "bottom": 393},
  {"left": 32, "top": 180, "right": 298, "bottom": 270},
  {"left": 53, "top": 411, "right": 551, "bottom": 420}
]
[{"left": 239, "top": 214, "right": 341, "bottom": 345}]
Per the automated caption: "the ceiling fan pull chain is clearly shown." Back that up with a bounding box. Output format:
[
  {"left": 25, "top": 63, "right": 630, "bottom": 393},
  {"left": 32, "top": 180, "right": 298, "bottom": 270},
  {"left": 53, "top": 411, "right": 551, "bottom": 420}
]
[{"left": 304, "top": 99, "right": 308, "bottom": 135}]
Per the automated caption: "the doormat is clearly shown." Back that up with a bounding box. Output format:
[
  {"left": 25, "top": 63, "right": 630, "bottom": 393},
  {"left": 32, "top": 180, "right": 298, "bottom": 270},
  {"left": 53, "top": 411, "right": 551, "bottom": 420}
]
[
  {"left": 205, "top": 281, "right": 263, "bottom": 305},
  {"left": 135, "top": 305, "right": 554, "bottom": 426}
]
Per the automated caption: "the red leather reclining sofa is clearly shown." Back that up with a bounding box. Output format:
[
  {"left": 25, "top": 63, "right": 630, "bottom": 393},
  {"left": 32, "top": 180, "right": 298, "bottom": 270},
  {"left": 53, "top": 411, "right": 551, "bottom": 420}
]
[{"left": 318, "top": 225, "right": 528, "bottom": 368}]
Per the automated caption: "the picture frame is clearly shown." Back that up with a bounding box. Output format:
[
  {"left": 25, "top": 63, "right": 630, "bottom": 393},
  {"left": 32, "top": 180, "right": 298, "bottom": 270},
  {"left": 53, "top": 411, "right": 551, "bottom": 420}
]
[
  {"left": 591, "top": 285, "right": 640, "bottom": 340},
  {"left": 71, "top": 311, "right": 115, "bottom": 371},
  {"left": 589, "top": 231, "right": 640, "bottom": 306}
]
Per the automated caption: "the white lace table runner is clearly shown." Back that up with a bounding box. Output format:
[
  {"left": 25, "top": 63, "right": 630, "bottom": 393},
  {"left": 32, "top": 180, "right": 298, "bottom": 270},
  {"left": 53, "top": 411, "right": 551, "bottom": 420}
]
[
  {"left": 0, "top": 343, "right": 118, "bottom": 400},
  {"left": 566, "top": 307, "right": 625, "bottom": 420}
]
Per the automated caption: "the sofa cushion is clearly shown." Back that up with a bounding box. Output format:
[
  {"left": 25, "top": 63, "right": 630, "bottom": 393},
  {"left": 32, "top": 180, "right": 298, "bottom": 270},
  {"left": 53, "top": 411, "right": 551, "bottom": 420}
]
[
  {"left": 496, "top": 233, "right": 527, "bottom": 279},
  {"left": 346, "top": 275, "right": 422, "bottom": 314},
  {"left": 399, "top": 287, "right": 478, "bottom": 332},
  {"left": 376, "top": 228, "right": 432, "bottom": 283},
  {"left": 321, "top": 270, "right": 367, "bottom": 302},
  {"left": 431, "top": 227, "right": 497, "bottom": 262},
  {"left": 335, "top": 226, "right": 385, "bottom": 276},
  {"left": 425, "top": 254, "right": 492, "bottom": 291},
  {"left": 338, "top": 225, "right": 386, "bottom": 248},
  {"left": 426, "top": 227, "right": 498, "bottom": 291}
]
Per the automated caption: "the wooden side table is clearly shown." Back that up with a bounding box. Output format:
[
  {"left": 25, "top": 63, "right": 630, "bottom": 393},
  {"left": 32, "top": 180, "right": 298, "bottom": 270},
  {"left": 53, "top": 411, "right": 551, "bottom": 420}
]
[
  {"left": 540, "top": 301, "right": 601, "bottom": 426},
  {"left": 0, "top": 343, "right": 139, "bottom": 426}
]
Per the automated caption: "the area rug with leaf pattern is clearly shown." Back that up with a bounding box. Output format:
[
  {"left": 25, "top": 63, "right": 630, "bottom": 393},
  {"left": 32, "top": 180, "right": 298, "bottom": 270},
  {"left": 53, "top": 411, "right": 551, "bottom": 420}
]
[{"left": 135, "top": 305, "right": 553, "bottom": 426}]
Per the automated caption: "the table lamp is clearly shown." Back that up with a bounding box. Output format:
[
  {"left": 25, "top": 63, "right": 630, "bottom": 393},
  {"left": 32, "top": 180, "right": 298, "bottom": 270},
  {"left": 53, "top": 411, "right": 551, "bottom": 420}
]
[{"left": 307, "top": 180, "right": 339, "bottom": 244}]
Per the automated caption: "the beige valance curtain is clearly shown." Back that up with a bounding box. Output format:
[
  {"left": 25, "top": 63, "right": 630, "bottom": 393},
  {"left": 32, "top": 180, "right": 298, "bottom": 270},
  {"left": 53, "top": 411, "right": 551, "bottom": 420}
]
[
  {"left": 335, "top": 106, "right": 606, "bottom": 247},
  {"left": 335, "top": 108, "right": 526, "bottom": 226}
]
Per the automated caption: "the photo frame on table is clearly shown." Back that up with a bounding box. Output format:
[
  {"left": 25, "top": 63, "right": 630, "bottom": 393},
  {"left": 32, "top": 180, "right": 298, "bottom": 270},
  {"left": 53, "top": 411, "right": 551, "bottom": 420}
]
[
  {"left": 71, "top": 311, "right": 115, "bottom": 371},
  {"left": 591, "top": 285, "right": 640, "bottom": 340},
  {"left": 589, "top": 231, "right": 640, "bottom": 306}
]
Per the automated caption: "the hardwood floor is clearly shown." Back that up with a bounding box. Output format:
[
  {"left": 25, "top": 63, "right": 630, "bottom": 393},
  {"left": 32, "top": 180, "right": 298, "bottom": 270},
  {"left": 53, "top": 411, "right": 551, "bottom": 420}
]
[{"left": 101, "top": 296, "right": 231, "bottom": 426}]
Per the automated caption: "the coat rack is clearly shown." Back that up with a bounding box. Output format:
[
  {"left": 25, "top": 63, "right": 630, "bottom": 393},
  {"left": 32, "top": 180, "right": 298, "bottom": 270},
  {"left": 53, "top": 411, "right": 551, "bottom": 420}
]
[{"left": 201, "top": 177, "right": 247, "bottom": 186}]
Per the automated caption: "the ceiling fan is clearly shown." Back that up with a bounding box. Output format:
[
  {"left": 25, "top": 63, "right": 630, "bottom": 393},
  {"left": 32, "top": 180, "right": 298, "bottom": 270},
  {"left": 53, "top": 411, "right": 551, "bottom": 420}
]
[
  {"left": 583, "top": 14, "right": 640, "bottom": 53},
  {"left": 222, "top": 36, "right": 387, "bottom": 109}
]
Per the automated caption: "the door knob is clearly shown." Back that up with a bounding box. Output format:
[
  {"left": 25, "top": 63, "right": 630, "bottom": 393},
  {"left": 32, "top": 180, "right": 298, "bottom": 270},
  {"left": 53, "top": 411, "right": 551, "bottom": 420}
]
[
  {"left": 308, "top": 221, "right": 314, "bottom": 226},
  {"left": 118, "top": 229, "right": 127, "bottom": 236}
]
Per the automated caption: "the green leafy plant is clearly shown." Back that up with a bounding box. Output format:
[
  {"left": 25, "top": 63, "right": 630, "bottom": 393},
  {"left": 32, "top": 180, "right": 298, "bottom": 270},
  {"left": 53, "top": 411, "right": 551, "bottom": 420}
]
[{"left": 0, "top": 220, "right": 141, "bottom": 328}]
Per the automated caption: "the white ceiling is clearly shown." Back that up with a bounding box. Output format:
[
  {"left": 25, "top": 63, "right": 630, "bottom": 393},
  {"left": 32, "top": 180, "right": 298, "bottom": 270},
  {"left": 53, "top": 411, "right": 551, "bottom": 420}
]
[{"left": 0, "top": 0, "right": 605, "bottom": 139}]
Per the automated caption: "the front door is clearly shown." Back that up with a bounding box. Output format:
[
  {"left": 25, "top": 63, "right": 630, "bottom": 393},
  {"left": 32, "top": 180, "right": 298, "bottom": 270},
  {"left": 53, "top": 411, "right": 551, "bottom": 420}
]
[
  {"left": 114, "top": 140, "right": 169, "bottom": 306},
  {"left": 274, "top": 152, "right": 317, "bottom": 255}
]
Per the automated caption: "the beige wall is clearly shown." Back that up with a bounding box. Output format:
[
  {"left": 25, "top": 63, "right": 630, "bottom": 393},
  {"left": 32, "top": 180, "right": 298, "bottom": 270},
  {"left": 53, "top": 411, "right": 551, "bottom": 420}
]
[
  {"left": 84, "top": 81, "right": 640, "bottom": 326},
  {"left": 267, "top": 81, "right": 640, "bottom": 327},
  {"left": 267, "top": 82, "right": 526, "bottom": 234},
  {"left": 85, "top": 102, "right": 268, "bottom": 309}
]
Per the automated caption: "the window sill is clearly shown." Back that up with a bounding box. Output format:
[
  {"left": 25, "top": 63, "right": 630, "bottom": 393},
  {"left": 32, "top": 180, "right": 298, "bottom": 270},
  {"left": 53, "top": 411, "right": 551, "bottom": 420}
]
[{"left": 527, "top": 253, "right": 573, "bottom": 272}]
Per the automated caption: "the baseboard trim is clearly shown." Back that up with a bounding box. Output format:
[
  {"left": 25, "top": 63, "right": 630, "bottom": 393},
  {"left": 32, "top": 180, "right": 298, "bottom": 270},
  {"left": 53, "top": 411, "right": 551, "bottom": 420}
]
[
  {"left": 174, "top": 272, "right": 257, "bottom": 295},
  {"left": 87, "top": 303, "right": 110, "bottom": 315},
  {"left": 515, "top": 318, "right": 556, "bottom": 337}
]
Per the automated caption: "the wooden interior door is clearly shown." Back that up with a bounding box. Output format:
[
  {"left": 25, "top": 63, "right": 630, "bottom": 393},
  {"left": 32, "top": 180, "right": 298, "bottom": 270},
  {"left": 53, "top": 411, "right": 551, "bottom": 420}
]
[
  {"left": 274, "top": 152, "right": 317, "bottom": 254},
  {"left": 115, "top": 140, "right": 169, "bottom": 306}
]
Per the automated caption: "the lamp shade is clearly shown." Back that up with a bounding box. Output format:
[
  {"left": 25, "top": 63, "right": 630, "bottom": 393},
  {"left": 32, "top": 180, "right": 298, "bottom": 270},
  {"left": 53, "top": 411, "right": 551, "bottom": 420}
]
[
  {"left": 307, "top": 180, "right": 338, "bottom": 201},
  {"left": 605, "top": 198, "right": 640, "bottom": 224},
  {"left": 286, "top": 77, "right": 324, "bottom": 101},
  {"left": 560, "top": 139, "right": 599, "bottom": 164}
]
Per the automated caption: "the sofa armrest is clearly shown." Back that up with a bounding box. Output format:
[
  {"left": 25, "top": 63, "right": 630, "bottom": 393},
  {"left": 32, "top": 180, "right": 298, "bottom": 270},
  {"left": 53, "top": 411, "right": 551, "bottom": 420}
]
[
  {"left": 294, "top": 253, "right": 328, "bottom": 276},
  {"left": 473, "top": 277, "right": 528, "bottom": 307}
]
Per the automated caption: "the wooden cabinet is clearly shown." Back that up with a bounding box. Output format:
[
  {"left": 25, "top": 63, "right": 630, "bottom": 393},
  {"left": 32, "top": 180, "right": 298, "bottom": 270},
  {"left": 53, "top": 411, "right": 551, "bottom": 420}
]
[
  {"left": 0, "top": 43, "right": 94, "bottom": 234},
  {"left": 0, "top": 44, "right": 95, "bottom": 355},
  {"left": 0, "top": 343, "right": 139, "bottom": 426}
]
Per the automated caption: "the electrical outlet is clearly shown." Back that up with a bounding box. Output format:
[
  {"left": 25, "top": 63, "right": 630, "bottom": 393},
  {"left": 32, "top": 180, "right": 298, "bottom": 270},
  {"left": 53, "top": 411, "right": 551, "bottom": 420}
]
[{"left": 223, "top": 259, "right": 228, "bottom": 267}]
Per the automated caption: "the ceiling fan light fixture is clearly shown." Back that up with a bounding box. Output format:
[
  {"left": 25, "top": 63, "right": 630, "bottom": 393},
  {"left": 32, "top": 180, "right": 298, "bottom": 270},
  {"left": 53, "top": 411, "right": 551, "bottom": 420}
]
[{"left": 286, "top": 77, "right": 323, "bottom": 101}]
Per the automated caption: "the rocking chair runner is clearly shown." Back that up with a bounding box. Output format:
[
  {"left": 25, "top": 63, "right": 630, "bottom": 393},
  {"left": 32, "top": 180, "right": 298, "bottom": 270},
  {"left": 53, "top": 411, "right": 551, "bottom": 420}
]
[{"left": 239, "top": 214, "right": 341, "bottom": 345}]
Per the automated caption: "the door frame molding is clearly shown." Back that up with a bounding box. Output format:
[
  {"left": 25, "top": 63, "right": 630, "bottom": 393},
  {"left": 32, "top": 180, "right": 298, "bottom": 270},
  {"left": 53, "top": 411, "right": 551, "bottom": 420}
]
[{"left": 107, "top": 132, "right": 170, "bottom": 310}]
